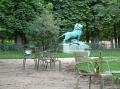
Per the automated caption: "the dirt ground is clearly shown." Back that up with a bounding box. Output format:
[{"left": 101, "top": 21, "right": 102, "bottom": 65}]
[{"left": 0, "top": 58, "right": 118, "bottom": 89}]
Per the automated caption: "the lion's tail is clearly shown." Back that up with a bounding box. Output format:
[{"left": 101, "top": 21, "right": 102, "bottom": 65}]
[{"left": 58, "top": 34, "right": 64, "bottom": 38}]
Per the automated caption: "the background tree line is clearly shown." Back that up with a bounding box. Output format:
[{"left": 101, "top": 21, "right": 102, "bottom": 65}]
[
  {"left": 0, "top": 0, "right": 120, "bottom": 50},
  {"left": 47, "top": 0, "right": 120, "bottom": 48}
]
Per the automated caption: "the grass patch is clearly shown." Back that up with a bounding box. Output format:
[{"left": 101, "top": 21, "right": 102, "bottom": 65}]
[
  {"left": 0, "top": 51, "right": 24, "bottom": 59},
  {"left": 52, "top": 52, "right": 73, "bottom": 58},
  {"left": 0, "top": 49, "right": 120, "bottom": 59},
  {"left": 90, "top": 49, "right": 120, "bottom": 57},
  {"left": 76, "top": 58, "right": 120, "bottom": 79},
  {"left": 0, "top": 51, "right": 73, "bottom": 59}
]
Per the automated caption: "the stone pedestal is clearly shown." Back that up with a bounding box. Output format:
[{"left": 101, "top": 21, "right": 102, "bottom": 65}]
[
  {"left": 62, "top": 42, "right": 90, "bottom": 54},
  {"left": 63, "top": 43, "right": 70, "bottom": 53}
]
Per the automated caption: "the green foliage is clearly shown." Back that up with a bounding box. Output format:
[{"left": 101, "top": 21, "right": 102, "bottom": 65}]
[
  {"left": 0, "top": 0, "right": 120, "bottom": 47},
  {"left": 50, "top": 0, "right": 120, "bottom": 45},
  {"left": 0, "top": 0, "right": 43, "bottom": 41},
  {"left": 47, "top": 2, "right": 54, "bottom": 10},
  {"left": 50, "top": 0, "right": 105, "bottom": 42},
  {"left": 100, "top": 0, "right": 120, "bottom": 40},
  {"left": 27, "top": 10, "right": 59, "bottom": 50}
]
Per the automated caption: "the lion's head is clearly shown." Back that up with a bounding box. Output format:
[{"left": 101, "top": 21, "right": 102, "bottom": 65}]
[{"left": 74, "top": 23, "right": 83, "bottom": 30}]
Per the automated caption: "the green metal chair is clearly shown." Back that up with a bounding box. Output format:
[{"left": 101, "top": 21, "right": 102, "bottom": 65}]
[
  {"left": 75, "top": 61, "right": 95, "bottom": 89},
  {"left": 99, "top": 59, "right": 120, "bottom": 89},
  {"left": 74, "top": 51, "right": 96, "bottom": 89},
  {"left": 37, "top": 51, "right": 61, "bottom": 71},
  {"left": 23, "top": 48, "right": 37, "bottom": 69},
  {"left": 74, "top": 51, "right": 91, "bottom": 72}
]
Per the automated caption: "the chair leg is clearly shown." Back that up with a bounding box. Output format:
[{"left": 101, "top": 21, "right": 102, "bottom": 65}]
[
  {"left": 34, "top": 59, "right": 37, "bottom": 69},
  {"left": 50, "top": 62, "right": 54, "bottom": 70},
  {"left": 100, "top": 76, "right": 104, "bottom": 89},
  {"left": 50, "top": 61, "right": 52, "bottom": 69},
  {"left": 111, "top": 76, "right": 114, "bottom": 89},
  {"left": 23, "top": 58, "right": 26, "bottom": 69},
  {"left": 89, "top": 76, "right": 92, "bottom": 89},
  {"left": 44, "top": 62, "right": 48, "bottom": 70},
  {"left": 37, "top": 59, "right": 40, "bottom": 71},
  {"left": 75, "top": 76, "right": 80, "bottom": 89},
  {"left": 58, "top": 60, "right": 61, "bottom": 71},
  {"left": 74, "top": 65, "right": 77, "bottom": 73},
  {"left": 53, "top": 61, "right": 56, "bottom": 70}
]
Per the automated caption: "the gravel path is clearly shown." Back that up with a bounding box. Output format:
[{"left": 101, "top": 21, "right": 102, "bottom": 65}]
[{"left": 0, "top": 58, "right": 118, "bottom": 89}]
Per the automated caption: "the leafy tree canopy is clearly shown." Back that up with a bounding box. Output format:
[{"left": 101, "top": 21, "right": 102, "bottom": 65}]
[
  {"left": 0, "top": 0, "right": 43, "bottom": 32},
  {"left": 27, "top": 9, "right": 59, "bottom": 50}
]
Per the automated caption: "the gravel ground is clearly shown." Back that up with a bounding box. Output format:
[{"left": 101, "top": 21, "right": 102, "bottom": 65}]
[{"left": 0, "top": 58, "right": 118, "bottom": 89}]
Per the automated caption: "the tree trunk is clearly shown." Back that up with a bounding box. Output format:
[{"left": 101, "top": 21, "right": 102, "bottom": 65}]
[
  {"left": 15, "top": 31, "right": 26, "bottom": 46},
  {"left": 85, "top": 21, "right": 90, "bottom": 43},
  {"left": 91, "top": 11, "right": 100, "bottom": 48},
  {"left": 113, "top": 24, "right": 118, "bottom": 48},
  {"left": 118, "top": 22, "right": 120, "bottom": 48},
  {"left": 22, "top": 33, "right": 27, "bottom": 44},
  {"left": 118, "top": 36, "right": 120, "bottom": 48},
  {"left": 41, "top": 40, "right": 45, "bottom": 51},
  {"left": 15, "top": 33, "right": 22, "bottom": 46},
  {"left": 92, "top": 36, "right": 99, "bottom": 44},
  {"left": 86, "top": 31, "right": 90, "bottom": 43},
  {"left": 111, "top": 39, "right": 114, "bottom": 48},
  {"left": 1, "top": 39, "right": 4, "bottom": 44},
  {"left": 91, "top": 35, "right": 99, "bottom": 49}
]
